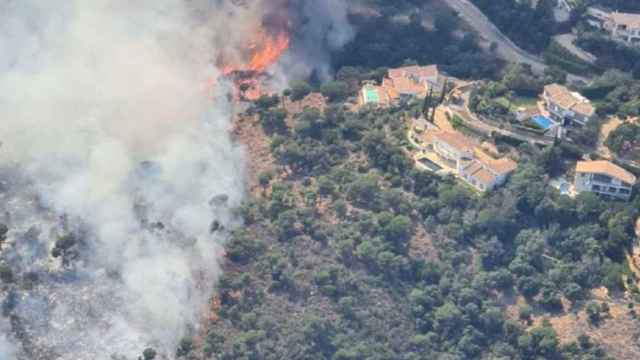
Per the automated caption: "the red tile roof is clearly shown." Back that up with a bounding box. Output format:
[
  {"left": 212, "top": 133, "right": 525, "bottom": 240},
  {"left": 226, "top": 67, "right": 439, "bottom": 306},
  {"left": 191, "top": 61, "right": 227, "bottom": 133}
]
[{"left": 576, "top": 160, "right": 637, "bottom": 185}]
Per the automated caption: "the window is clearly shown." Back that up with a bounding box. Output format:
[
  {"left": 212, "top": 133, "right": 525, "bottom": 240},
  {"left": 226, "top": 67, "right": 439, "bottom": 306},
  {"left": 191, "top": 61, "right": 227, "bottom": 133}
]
[
  {"left": 592, "top": 185, "right": 601, "bottom": 191},
  {"left": 593, "top": 174, "right": 612, "bottom": 184},
  {"left": 608, "top": 187, "right": 617, "bottom": 193},
  {"left": 619, "top": 188, "right": 630, "bottom": 194}
]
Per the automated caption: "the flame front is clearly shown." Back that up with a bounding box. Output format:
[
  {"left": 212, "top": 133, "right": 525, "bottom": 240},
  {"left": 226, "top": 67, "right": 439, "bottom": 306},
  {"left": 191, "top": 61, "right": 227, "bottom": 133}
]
[
  {"left": 247, "top": 29, "right": 290, "bottom": 72},
  {"left": 212, "top": 11, "right": 291, "bottom": 102},
  {"left": 222, "top": 28, "right": 290, "bottom": 75}
]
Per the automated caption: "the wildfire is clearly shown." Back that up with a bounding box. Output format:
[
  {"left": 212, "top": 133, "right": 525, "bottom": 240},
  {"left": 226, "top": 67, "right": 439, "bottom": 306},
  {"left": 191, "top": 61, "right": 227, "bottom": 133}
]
[
  {"left": 217, "top": 25, "right": 290, "bottom": 101},
  {"left": 223, "top": 29, "right": 290, "bottom": 75}
]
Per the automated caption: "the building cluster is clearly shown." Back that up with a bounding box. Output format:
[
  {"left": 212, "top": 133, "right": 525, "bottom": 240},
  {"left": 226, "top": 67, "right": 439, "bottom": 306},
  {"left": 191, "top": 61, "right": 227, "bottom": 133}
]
[
  {"left": 371, "top": 64, "right": 639, "bottom": 201},
  {"left": 586, "top": 7, "right": 640, "bottom": 46},
  {"left": 360, "top": 65, "right": 442, "bottom": 107},
  {"left": 574, "top": 160, "right": 637, "bottom": 200},
  {"left": 418, "top": 129, "right": 518, "bottom": 192}
]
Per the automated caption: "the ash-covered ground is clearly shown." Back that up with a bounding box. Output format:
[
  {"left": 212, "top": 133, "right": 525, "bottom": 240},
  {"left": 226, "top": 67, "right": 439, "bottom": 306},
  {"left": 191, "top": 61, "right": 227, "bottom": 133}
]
[{"left": 0, "top": 1, "right": 356, "bottom": 359}]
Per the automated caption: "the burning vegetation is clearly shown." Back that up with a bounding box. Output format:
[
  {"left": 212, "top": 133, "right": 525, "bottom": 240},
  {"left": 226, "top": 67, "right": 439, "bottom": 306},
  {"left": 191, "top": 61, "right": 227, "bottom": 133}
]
[{"left": 219, "top": 13, "right": 291, "bottom": 101}]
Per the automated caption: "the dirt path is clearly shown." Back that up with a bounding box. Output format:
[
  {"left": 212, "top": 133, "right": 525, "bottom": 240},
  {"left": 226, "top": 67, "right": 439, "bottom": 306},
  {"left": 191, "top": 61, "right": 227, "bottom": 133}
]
[{"left": 597, "top": 117, "right": 623, "bottom": 160}]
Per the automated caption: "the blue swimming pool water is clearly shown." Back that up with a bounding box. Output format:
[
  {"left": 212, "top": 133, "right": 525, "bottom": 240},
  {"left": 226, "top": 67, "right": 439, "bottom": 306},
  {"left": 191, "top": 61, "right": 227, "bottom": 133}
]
[
  {"left": 532, "top": 115, "right": 555, "bottom": 130},
  {"left": 559, "top": 183, "right": 569, "bottom": 195}
]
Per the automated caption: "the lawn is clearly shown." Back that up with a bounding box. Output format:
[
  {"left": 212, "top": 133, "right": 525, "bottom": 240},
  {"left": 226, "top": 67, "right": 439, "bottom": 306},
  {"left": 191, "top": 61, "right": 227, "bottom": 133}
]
[
  {"left": 494, "top": 95, "right": 538, "bottom": 111},
  {"left": 512, "top": 96, "right": 538, "bottom": 107}
]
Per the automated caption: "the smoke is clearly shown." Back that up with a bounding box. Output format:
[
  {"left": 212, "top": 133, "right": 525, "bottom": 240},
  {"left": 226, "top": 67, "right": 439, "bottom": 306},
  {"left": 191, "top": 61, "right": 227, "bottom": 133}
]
[
  {"left": 0, "top": 0, "right": 357, "bottom": 358},
  {"left": 0, "top": 317, "right": 18, "bottom": 360},
  {"left": 279, "top": 0, "right": 357, "bottom": 82},
  {"left": 0, "top": 1, "right": 245, "bottom": 359}
]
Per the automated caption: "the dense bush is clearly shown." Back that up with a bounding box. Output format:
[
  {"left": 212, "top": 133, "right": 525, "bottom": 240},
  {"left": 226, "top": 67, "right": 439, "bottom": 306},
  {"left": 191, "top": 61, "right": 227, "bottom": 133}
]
[
  {"left": 332, "top": 8, "right": 502, "bottom": 80},
  {"left": 472, "top": 0, "right": 556, "bottom": 53},
  {"left": 206, "top": 93, "right": 635, "bottom": 358}
]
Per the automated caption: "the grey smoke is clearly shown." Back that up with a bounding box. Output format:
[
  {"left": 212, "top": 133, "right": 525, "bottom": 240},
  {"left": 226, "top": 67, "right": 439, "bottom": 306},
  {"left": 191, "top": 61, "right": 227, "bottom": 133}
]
[
  {"left": 273, "top": 0, "right": 358, "bottom": 83},
  {"left": 0, "top": 0, "right": 357, "bottom": 358},
  {"left": 0, "top": 1, "right": 245, "bottom": 359}
]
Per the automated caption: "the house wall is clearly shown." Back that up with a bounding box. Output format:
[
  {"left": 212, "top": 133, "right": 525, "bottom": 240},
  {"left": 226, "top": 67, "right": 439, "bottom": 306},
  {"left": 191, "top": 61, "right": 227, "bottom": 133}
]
[
  {"left": 572, "top": 112, "right": 592, "bottom": 125},
  {"left": 604, "top": 19, "right": 640, "bottom": 46},
  {"left": 460, "top": 166, "right": 510, "bottom": 192},
  {"left": 433, "top": 140, "right": 472, "bottom": 171},
  {"left": 463, "top": 174, "right": 489, "bottom": 192},
  {"left": 545, "top": 99, "right": 572, "bottom": 120},
  {"left": 544, "top": 95, "right": 592, "bottom": 125},
  {"left": 574, "top": 172, "right": 633, "bottom": 200}
]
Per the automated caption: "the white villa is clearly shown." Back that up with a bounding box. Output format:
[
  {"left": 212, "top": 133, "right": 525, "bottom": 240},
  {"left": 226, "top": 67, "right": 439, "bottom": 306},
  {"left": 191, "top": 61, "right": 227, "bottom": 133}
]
[
  {"left": 420, "top": 130, "right": 518, "bottom": 192},
  {"left": 575, "top": 160, "right": 637, "bottom": 200},
  {"left": 542, "top": 84, "right": 595, "bottom": 125}
]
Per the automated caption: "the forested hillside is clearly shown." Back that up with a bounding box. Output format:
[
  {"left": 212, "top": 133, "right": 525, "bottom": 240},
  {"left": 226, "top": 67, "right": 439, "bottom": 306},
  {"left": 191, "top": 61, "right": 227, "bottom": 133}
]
[
  {"left": 192, "top": 91, "right": 637, "bottom": 359},
  {"left": 189, "top": 1, "right": 640, "bottom": 359}
]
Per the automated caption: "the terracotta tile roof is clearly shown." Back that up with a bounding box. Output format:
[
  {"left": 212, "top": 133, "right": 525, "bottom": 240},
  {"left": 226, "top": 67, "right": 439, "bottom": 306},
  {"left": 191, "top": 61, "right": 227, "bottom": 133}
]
[
  {"left": 473, "top": 149, "right": 518, "bottom": 175},
  {"left": 465, "top": 160, "right": 497, "bottom": 186},
  {"left": 576, "top": 160, "right": 637, "bottom": 185},
  {"left": 389, "top": 77, "right": 426, "bottom": 95},
  {"left": 388, "top": 65, "right": 439, "bottom": 80},
  {"left": 544, "top": 84, "right": 594, "bottom": 117},
  {"left": 473, "top": 168, "right": 497, "bottom": 186},
  {"left": 572, "top": 101, "right": 595, "bottom": 117},
  {"left": 545, "top": 84, "right": 578, "bottom": 110},
  {"left": 384, "top": 72, "right": 428, "bottom": 95},
  {"left": 435, "top": 131, "right": 476, "bottom": 153},
  {"left": 610, "top": 12, "right": 640, "bottom": 29},
  {"left": 487, "top": 157, "right": 518, "bottom": 175}
]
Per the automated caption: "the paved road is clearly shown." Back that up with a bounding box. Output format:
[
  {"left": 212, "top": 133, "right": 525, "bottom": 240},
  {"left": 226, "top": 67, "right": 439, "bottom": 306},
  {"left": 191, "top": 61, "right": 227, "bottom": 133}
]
[
  {"left": 443, "top": 0, "right": 547, "bottom": 74},
  {"left": 554, "top": 33, "right": 597, "bottom": 63},
  {"left": 443, "top": 0, "right": 591, "bottom": 84}
]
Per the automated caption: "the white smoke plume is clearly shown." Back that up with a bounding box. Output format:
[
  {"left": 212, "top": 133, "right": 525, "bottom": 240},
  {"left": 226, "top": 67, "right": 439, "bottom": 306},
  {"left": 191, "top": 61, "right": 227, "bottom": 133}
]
[
  {"left": 278, "top": 0, "right": 357, "bottom": 81},
  {"left": 0, "top": 0, "right": 358, "bottom": 358},
  {"left": 0, "top": 1, "right": 245, "bottom": 359}
]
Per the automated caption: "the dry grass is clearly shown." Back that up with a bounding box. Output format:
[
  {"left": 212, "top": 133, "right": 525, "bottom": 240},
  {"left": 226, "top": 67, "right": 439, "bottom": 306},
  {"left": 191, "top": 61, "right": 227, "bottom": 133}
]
[
  {"left": 597, "top": 116, "right": 624, "bottom": 160},
  {"left": 232, "top": 113, "right": 277, "bottom": 195},
  {"left": 408, "top": 224, "right": 439, "bottom": 261}
]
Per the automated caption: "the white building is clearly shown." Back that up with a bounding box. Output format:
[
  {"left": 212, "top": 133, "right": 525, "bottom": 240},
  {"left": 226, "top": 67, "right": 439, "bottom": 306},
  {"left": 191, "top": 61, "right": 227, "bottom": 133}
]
[
  {"left": 426, "top": 131, "right": 475, "bottom": 172},
  {"left": 586, "top": 7, "right": 640, "bottom": 46},
  {"left": 420, "top": 130, "right": 518, "bottom": 192},
  {"left": 460, "top": 153, "right": 518, "bottom": 192},
  {"left": 604, "top": 12, "right": 640, "bottom": 46},
  {"left": 575, "top": 160, "right": 636, "bottom": 200},
  {"left": 542, "top": 84, "right": 595, "bottom": 125}
]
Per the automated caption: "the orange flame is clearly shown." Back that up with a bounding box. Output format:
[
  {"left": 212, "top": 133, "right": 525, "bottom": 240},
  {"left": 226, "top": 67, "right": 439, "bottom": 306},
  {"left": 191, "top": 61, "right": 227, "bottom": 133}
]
[
  {"left": 222, "top": 29, "right": 290, "bottom": 75},
  {"left": 247, "top": 30, "right": 290, "bottom": 72},
  {"left": 214, "top": 23, "right": 290, "bottom": 101}
]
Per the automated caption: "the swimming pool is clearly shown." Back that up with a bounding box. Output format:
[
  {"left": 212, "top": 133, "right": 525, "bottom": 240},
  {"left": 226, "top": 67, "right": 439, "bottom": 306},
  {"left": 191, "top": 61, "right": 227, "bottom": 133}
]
[
  {"left": 531, "top": 115, "right": 555, "bottom": 130},
  {"left": 363, "top": 86, "right": 380, "bottom": 104},
  {"left": 419, "top": 158, "right": 442, "bottom": 172}
]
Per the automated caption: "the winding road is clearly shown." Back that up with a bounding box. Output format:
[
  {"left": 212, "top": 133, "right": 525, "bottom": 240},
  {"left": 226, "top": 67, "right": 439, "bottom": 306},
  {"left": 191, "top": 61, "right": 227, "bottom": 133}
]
[
  {"left": 443, "top": 0, "right": 592, "bottom": 83},
  {"left": 443, "top": 0, "right": 547, "bottom": 74}
]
